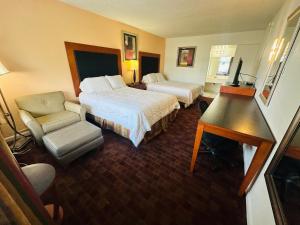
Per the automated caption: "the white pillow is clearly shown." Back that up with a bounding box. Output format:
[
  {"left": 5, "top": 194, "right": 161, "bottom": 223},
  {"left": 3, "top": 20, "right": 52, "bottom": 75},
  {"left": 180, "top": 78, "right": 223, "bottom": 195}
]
[
  {"left": 105, "top": 75, "right": 127, "bottom": 89},
  {"left": 80, "top": 77, "right": 113, "bottom": 93},
  {"left": 156, "top": 73, "right": 166, "bottom": 82},
  {"left": 142, "top": 75, "right": 151, "bottom": 84},
  {"left": 148, "top": 73, "right": 158, "bottom": 83}
]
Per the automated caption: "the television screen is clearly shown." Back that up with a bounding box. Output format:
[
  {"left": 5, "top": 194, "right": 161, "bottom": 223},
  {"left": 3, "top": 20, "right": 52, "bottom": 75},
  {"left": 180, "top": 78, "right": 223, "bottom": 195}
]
[{"left": 231, "top": 58, "right": 243, "bottom": 87}]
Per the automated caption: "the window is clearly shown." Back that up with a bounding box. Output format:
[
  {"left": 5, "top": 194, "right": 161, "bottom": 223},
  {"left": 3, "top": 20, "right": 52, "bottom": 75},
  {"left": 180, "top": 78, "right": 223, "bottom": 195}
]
[{"left": 217, "top": 56, "right": 233, "bottom": 75}]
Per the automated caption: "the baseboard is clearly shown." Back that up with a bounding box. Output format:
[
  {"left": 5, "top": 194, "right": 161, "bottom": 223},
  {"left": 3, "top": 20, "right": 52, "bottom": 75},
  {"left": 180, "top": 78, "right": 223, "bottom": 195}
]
[{"left": 5, "top": 129, "right": 31, "bottom": 143}]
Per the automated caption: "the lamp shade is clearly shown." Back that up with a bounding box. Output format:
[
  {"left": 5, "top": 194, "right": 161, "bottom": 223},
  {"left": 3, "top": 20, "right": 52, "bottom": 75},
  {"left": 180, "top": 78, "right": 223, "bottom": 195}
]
[
  {"left": 126, "top": 60, "right": 138, "bottom": 71},
  {"left": 0, "top": 61, "right": 9, "bottom": 75}
]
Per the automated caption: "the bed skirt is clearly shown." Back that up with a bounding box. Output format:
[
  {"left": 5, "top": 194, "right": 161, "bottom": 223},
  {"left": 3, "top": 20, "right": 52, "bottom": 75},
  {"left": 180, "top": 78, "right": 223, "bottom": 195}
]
[{"left": 86, "top": 109, "right": 178, "bottom": 144}]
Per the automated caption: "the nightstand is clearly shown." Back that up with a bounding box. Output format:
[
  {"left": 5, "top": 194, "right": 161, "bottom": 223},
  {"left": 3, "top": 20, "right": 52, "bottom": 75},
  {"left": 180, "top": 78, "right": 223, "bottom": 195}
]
[{"left": 128, "top": 82, "right": 146, "bottom": 90}]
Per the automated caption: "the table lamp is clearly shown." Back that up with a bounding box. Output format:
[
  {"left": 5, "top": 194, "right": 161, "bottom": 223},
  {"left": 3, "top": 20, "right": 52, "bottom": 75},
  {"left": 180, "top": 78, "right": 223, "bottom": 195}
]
[
  {"left": 0, "top": 61, "right": 31, "bottom": 153},
  {"left": 126, "top": 60, "right": 138, "bottom": 83}
]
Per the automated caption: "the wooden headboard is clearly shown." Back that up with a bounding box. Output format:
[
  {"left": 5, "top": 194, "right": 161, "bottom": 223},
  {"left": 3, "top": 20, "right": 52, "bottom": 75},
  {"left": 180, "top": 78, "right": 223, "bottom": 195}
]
[
  {"left": 65, "top": 42, "right": 122, "bottom": 96},
  {"left": 138, "top": 51, "right": 160, "bottom": 81}
]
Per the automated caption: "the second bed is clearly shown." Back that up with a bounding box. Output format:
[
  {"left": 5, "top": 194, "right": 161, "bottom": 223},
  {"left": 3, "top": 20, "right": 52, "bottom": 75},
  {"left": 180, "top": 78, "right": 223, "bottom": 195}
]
[
  {"left": 139, "top": 51, "right": 203, "bottom": 107},
  {"left": 144, "top": 74, "right": 203, "bottom": 107}
]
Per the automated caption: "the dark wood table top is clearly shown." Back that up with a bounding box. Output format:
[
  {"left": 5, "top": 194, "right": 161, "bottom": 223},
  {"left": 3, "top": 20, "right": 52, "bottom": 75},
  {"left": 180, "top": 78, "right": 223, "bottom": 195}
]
[{"left": 200, "top": 93, "right": 275, "bottom": 142}]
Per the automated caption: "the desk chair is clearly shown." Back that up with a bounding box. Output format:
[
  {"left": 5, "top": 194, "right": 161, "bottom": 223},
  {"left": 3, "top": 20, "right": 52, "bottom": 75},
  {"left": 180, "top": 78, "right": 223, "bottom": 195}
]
[{"left": 197, "top": 100, "right": 239, "bottom": 171}]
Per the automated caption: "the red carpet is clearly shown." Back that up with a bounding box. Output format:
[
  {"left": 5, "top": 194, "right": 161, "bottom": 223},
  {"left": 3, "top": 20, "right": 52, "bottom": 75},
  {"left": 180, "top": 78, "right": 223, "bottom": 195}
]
[{"left": 18, "top": 105, "right": 246, "bottom": 225}]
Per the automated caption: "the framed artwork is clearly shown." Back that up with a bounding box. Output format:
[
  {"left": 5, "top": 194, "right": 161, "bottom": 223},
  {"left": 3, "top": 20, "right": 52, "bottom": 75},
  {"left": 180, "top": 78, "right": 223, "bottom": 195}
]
[
  {"left": 123, "top": 32, "right": 137, "bottom": 60},
  {"left": 177, "top": 47, "right": 196, "bottom": 67}
]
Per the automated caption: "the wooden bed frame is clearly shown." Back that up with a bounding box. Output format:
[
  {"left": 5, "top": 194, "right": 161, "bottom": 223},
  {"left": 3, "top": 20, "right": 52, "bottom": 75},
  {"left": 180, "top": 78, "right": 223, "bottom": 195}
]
[
  {"left": 65, "top": 42, "right": 122, "bottom": 96},
  {"left": 138, "top": 51, "right": 160, "bottom": 81},
  {"left": 64, "top": 44, "right": 178, "bottom": 145}
]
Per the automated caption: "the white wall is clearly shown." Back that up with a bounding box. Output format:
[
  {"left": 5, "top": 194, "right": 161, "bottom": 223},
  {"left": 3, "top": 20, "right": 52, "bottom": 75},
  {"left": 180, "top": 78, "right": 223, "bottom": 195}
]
[
  {"left": 164, "top": 30, "right": 266, "bottom": 85},
  {"left": 247, "top": 0, "right": 300, "bottom": 224},
  {"left": 0, "top": 0, "right": 165, "bottom": 137}
]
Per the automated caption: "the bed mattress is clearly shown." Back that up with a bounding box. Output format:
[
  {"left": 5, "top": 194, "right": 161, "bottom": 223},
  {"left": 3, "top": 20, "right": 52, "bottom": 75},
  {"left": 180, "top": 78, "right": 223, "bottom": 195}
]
[
  {"left": 146, "top": 81, "right": 203, "bottom": 107},
  {"left": 79, "top": 87, "right": 180, "bottom": 146}
]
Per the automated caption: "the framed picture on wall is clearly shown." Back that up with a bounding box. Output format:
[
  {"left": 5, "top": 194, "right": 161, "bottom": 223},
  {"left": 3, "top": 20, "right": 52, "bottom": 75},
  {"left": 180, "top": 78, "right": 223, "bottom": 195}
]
[
  {"left": 177, "top": 47, "right": 196, "bottom": 67},
  {"left": 123, "top": 32, "right": 137, "bottom": 60}
]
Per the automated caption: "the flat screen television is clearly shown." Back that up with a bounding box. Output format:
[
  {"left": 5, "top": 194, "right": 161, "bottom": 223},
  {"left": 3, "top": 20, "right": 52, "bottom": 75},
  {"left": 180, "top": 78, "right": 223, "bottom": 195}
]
[{"left": 231, "top": 58, "right": 243, "bottom": 87}]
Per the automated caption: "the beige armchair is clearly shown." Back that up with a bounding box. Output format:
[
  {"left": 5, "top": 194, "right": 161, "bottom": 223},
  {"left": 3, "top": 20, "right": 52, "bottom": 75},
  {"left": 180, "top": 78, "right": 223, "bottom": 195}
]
[{"left": 15, "top": 91, "right": 86, "bottom": 146}]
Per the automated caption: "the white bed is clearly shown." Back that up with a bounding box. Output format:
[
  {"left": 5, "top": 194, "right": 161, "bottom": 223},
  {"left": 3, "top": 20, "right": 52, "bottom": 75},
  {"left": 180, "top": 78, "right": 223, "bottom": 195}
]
[
  {"left": 143, "top": 73, "right": 203, "bottom": 107},
  {"left": 79, "top": 79, "right": 180, "bottom": 147}
]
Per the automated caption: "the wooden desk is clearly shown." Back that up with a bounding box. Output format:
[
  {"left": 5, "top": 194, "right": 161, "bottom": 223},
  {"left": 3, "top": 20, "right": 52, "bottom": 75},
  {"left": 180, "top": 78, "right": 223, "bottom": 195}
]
[
  {"left": 220, "top": 85, "right": 256, "bottom": 97},
  {"left": 190, "top": 93, "right": 275, "bottom": 196}
]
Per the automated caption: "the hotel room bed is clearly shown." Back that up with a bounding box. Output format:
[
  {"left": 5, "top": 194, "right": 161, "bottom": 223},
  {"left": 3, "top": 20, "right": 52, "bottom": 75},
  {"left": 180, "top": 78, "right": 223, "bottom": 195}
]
[
  {"left": 79, "top": 87, "right": 179, "bottom": 146},
  {"left": 138, "top": 52, "right": 203, "bottom": 107},
  {"left": 65, "top": 42, "right": 180, "bottom": 147},
  {"left": 146, "top": 79, "right": 203, "bottom": 107}
]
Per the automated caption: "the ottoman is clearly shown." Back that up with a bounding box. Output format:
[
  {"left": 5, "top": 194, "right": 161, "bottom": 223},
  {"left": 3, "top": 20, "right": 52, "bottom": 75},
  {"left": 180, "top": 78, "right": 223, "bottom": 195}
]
[{"left": 43, "top": 121, "right": 103, "bottom": 165}]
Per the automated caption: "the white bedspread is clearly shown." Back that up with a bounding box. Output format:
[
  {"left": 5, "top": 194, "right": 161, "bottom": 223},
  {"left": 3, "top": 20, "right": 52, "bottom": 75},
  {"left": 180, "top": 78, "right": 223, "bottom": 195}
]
[
  {"left": 146, "top": 81, "right": 203, "bottom": 107},
  {"left": 79, "top": 87, "right": 180, "bottom": 147}
]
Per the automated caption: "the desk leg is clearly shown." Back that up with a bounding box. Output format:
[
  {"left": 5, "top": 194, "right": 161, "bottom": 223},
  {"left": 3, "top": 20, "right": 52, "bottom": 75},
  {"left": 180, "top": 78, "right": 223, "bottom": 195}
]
[
  {"left": 238, "top": 141, "right": 273, "bottom": 196},
  {"left": 190, "top": 123, "right": 204, "bottom": 172}
]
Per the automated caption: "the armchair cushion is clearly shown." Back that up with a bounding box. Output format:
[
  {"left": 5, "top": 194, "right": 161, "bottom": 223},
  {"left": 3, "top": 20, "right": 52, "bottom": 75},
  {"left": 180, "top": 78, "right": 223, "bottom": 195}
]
[
  {"left": 15, "top": 91, "right": 65, "bottom": 117},
  {"left": 64, "top": 101, "right": 86, "bottom": 121},
  {"left": 19, "top": 110, "right": 44, "bottom": 145},
  {"left": 37, "top": 111, "right": 80, "bottom": 133}
]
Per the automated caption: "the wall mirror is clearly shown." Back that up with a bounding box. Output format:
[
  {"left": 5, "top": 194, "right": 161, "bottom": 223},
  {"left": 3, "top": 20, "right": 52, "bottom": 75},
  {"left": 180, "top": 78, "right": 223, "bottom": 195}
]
[
  {"left": 206, "top": 45, "right": 237, "bottom": 83},
  {"left": 265, "top": 107, "right": 300, "bottom": 225},
  {"left": 260, "top": 7, "right": 300, "bottom": 105}
]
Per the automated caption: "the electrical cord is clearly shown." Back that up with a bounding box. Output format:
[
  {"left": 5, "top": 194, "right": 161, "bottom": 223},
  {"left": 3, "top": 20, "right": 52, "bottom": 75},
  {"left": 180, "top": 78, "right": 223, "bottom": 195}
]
[
  {"left": 13, "top": 147, "right": 32, "bottom": 155},
  {"left": 239, "top": 73, "right": 256, "bottom": 86},
  {"left": 2, "top": 111, "right": 32, "bottom": 153},
  {"left": 240, "top": 73, "right": 256, "bottom": 78}
]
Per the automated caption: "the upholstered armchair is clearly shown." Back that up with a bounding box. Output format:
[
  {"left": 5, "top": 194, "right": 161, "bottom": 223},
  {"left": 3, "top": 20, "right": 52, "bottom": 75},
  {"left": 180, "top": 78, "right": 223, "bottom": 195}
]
[{"left": 15, "top": 91, "right": 86, "bottom": 146}]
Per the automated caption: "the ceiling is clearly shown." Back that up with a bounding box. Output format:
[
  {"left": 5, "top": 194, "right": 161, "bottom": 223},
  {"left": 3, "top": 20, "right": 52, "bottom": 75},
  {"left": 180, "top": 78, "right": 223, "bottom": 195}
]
[{"left": 61, "top": 0, "right": 286, "bottom": 38}]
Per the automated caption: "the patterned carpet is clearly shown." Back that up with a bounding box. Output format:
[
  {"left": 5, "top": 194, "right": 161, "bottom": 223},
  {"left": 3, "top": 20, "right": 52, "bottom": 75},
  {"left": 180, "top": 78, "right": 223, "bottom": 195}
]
[{"left": 17, "top": 105, "right": 246, "bottom": 225}]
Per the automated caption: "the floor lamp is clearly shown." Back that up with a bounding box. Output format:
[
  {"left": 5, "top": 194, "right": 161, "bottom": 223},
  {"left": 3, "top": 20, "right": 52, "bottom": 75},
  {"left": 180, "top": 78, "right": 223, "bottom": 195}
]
[{"left": 0, "top": 61, "right": 32, "bottom": 153}]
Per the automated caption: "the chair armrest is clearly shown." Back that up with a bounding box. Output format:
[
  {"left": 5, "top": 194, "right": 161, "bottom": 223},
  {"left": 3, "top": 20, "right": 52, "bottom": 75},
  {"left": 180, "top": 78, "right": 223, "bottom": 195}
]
[
  {"left": 64, "top": 101, "right": 86, "bottom": 121},
  {"left": 19, "top": 110, "right": 44, "bottom": 145}
]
